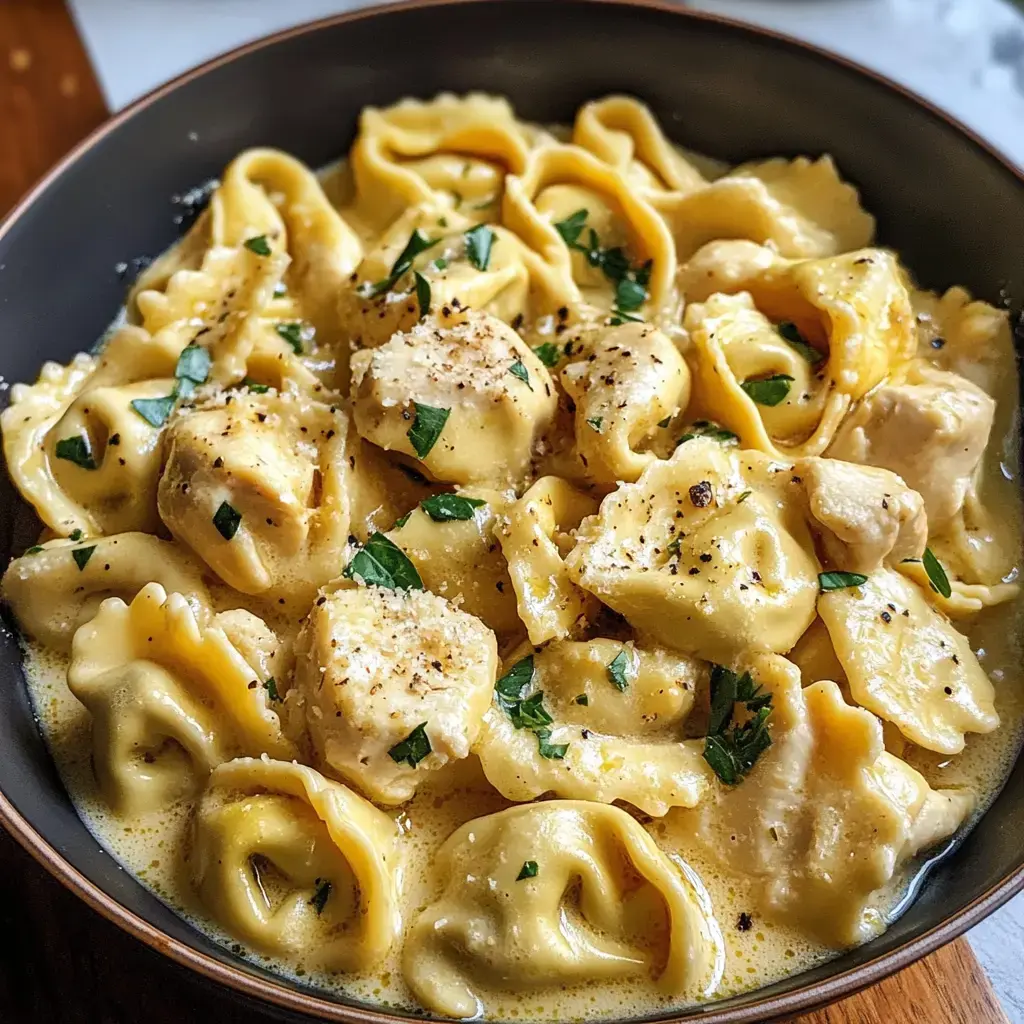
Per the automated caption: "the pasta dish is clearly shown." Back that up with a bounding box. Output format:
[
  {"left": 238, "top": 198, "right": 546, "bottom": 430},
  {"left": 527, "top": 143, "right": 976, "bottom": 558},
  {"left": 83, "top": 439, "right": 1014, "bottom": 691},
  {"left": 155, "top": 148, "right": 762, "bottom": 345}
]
[{"left": 1, "top": 94, "right": 1020, "bottom": 1020}]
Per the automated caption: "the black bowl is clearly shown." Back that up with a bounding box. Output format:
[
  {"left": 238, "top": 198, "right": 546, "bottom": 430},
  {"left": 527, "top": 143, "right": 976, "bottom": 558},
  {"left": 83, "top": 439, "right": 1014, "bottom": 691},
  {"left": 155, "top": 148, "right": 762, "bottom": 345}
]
[{"left": 1, "top": 2, "right": 1022, "bottom": 1021}]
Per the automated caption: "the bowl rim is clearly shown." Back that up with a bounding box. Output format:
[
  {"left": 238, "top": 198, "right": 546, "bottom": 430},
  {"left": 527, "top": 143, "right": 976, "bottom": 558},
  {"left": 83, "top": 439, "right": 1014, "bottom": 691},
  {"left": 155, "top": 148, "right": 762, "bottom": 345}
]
[{"left": 1, "top": 1, "right": 1023, "bottom": 1021}]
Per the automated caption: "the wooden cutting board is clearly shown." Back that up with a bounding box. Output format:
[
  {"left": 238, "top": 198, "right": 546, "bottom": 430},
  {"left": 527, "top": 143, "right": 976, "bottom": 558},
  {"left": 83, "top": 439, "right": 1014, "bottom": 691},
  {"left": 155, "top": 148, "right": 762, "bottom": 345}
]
[{"left": 0, "top": 4, "right": 1010, "bottom": 1024}]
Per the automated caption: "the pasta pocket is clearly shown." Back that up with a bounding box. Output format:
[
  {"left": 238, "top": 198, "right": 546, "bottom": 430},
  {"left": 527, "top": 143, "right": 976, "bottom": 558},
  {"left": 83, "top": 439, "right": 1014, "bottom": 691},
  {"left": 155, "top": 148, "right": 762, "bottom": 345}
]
[
  {"left": 350, "top": 311, "right": 557, "bottom": 488},
  {"left": 561, "top": 321, "right": 691, "bottom": 484},
  {"left": 827, "top": 360, "right": 995, "bottom": 527},
  {"left": 565, "top": 439, "right": 819, "bottom": 662},
  {"left": 350, "top": 92, "right": 537, "bottom": 232},
  {"left": 192, "top": 757, "right": 401, "bottom": 971},
  {"left": 663, "top": 156, "right": 873, "bottom": 260},
  {"left": 385, "top": 488, "right": 521, "bottom": 636},
  {"left": 404, "top": 801, "right": 720, "bottom": 1018},
  {"left": 497, "top": 475, "right": 600, "bottom": 645},
  {"left": 572, "top": 95, "right": 706, "bottom": 196},
  {"left": 293, "top": 585, "right": 498, "bottom": 805},
  {"left": 818, "top": 569, "right": 998, "bottom": 753},
  {"left": 157, "top": 390, "right": 349, "bottom": 604},
  {"left": 67, "top": 583, "right": 296, "bottom": 814},
  {"left": 475, "top": 640, "right": 710, "bottom": 814},
  {"left": 1, "top": 533, "right": 210, "bottom": 650},
  {"left": 685, "top": 250, "right": 916, "bottom": 457}
]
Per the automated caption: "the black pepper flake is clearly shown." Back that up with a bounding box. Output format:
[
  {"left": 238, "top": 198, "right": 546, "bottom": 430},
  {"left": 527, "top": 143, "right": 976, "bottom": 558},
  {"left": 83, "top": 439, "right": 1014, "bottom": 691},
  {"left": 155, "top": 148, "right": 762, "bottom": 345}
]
[
  {"left": 880, "top": 611, "right": 892, "bottom": 623},
  {"left": 931, "top": 337, "right": 946, "bottom": 349},
  {"left": 944, "top": 686, "right": 953, "bottom": 695},
  {"left": 699, "top": 553, "right": 712, "bottom": 563},
  {"left": 213, "top": 457, "right": 224, "bottom": 469},
  {"left": 689, "top": 480, "right": 713, "bottom": 508},
  {"left": 688, "top": 567, "right": 700, "bottom": 576},
  {"left": 737, "top": 912, "right": 753, "bottom": 932}
]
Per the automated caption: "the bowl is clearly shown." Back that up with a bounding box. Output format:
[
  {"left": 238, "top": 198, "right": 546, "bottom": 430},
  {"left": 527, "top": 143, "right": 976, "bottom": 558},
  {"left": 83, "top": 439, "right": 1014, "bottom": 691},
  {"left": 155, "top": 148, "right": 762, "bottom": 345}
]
[{"left": 1, "top": 1, "right": 1022, "bottom": 1021}]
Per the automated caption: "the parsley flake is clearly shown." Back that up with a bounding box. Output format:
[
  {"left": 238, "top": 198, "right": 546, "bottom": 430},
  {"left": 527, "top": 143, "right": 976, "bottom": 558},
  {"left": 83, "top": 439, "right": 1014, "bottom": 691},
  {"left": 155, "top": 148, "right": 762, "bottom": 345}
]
[
  {"left": 263, "top": 677, "right": 282, "bottom": 702},
  {"left": 344, "top": 532, "right": 423, "bottom": 591},
  {"left": 414, "top": 271, "right": 431, "bottom": 319},
  {"left": 243, "top": 378, "right": 270, "bottom": 393},
  {"left": 407, "top": 402, "right": 450, "bottom": 459},
  {"left": 368, "top": 229, "right": 437, "bottom": 296},
  {"left": 586, "top": 416, "right": 604, "bottom": 433},
  {"left": 131, "top": 395, "right": 177, "bottom": 428},
  {"left": 703, "top": 665, "right": 774, "bottom": 785},
  {"left": 536, "top": 728, "right": 569, "bottom": 760},
  {"left": 818, "top": 571, "right": 868, "bottom": 592},
  {"left": 923, "top": 547, "right": 952, "bottom": 599},
  {"left": 420, "top": 493, "right": 486, "bottom": 522},
  {"left": 243, "top": 235, "right": 271, "bottom": 256},
  {"left": 607, "top": 650, "right": 632, "bottom": 692},
  {"left": 54, "top": 435, "right": 97, "bottom": 470},
  {"left": 553, "top": 209, "right": 588, "bottom": 247},
  {"left": 533, "top": 343, "right": 560, "bottom": 369},
  {"left": 465, "top": 224, "right": 495, "bottom": 271},
  {"left": 678, "top": 421, "right": 738, "bottom": 446},
  {"left": 25, "top": 546, "right": 44, "bottom": 555},
  {"left": 508, "top": 359, "right": 532, "bottom": 389},
  {"left": 275, "top": 322, "right": 304, "bottom": 355},
  {"left": 69, "top": 529, "right": 83, "bottom": 542},
  {"left": 72, "top": 546, "right": 96, "bottom": 571},
  {"left": 388, "top": 722, "right": 431, "bottom": 767},
  {"left": 741, "top": 374, "right": 794, "bottom": 407},
  {"left": 175, "top": 343, "right": 211, "bottom": 391},
  {"left": 516, "top": 860, "right": 539, "bottom": 881},
  {"left": 777, "top": 322, "right": 824, "bottom": 366},
  {"left": 213, "top": 501, "right": 242, "bottom": 540}
]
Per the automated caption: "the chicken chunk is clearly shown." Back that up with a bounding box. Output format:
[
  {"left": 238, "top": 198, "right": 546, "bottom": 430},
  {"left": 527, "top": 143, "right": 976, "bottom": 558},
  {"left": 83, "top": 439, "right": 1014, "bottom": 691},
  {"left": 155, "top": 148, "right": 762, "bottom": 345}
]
[
  {"left": 350, "top": 310, "right": 557, "bottom": 489},
  {"left": 827, "top": 363, "right": 994, "bottom": 526},
  {"left": 293, "top": 585, "right": 498, "bottom": 805},
  {"left": 797, "top": 457, "right": 927, "bottom": 573}
]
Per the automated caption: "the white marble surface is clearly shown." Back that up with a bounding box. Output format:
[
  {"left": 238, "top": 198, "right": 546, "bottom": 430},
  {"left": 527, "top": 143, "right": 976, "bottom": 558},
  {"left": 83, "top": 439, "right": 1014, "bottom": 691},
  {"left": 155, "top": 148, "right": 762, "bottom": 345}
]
[{"left": 62, "top": 0, "right": 1024, "bottom": 1019}]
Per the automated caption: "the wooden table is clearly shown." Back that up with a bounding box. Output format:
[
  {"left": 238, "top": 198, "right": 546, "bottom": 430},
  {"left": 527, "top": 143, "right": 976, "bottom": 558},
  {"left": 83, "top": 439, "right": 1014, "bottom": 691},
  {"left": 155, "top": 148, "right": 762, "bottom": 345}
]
[{"left": 0, "top": 4, "right": 1011, "bottom": 1023}]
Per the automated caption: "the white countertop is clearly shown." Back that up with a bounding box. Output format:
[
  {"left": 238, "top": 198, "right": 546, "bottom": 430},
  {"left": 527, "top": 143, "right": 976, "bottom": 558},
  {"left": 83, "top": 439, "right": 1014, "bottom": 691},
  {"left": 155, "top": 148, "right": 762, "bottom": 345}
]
[{"left": 64, "top": 1, "right": 1024, "bottom": 1019}]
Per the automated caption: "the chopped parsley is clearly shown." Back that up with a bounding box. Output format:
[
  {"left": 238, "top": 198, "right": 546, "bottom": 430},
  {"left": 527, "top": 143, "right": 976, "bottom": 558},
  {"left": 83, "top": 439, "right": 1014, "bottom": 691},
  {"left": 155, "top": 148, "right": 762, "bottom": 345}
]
[
  {"left": 69, "top": 529, "right": 83, "bottom": 542},
  {"left": 275, "top": 322, "right": 305, "bottom": 355},
  {"left": 657, "top": 416, "right": 672, "bottom": 428},
  {"left": 344, "top": 532, "right": 423, "bottom": 591},
  {"left": 392, "top": 511, "right": 412, "bottom": 530},
  {"left": 606, "top": 650, "right": 632, "bottom": 692},
  {"left": 174, "top": 343, "right": 212, "bottom": 395},
  {"left": 309, "top": 878, "right": 331, "bottom": 914},
  {"left": 741, "top": 374, "right": 794, "bottom": 407},
  {"left": 923, "top": 547, "right": 952, "bottom": 599},
  {"left": 818, "top": 571, "right": 868, "bottom": 592},
  {"left": 407, "top": 402, "right": 450, "bottom": 459},
  {"left": 464, "top": 224, "right": 495, "bottom": 271},
  {"left": 420, "top": 493, "right": 486, "bottom": 522},
  {"left": 72, "top": 546, "right": 96, "bottom": 571},
  {"left": 388, "top": 722, "right": 431, "bottom": 767},
  {"left": 243, "top": 234, "right": 271, "bottom": 256},
  {"left": 432, "top": 257, "right": 448, "bottom": 272},
  {"left": 535, "top": 728, "right": 569, "bottom": 760},
  {"left": 243, "top": 378, "right": 270, "bottom": 393},
  {"left": 131, "top": 395, "right": 177, "bottom": 428},
  {"left": 678, "top": 420, "right": 738, "bottom": 446},
  {"left": 777, "top": 322, "right": 824, "bottom": 366},
  {"left": 54, "top": 435, "right": 97, "bottom": 470},
  {"left": 736, "top": 490, "right": 752, "bottom": 504},
  {"left": 414, "top": 271, "right": 431, "bottom": 320},
  {"left": 25, "top": 546, "right": 44, "bottom": 555},
  {"left": 516, "top": 860, "right": 539, "bottom": 881},
  {"left": 553, "top": 209, "right": 588, "bottom": 247},
  {"left": 703, "top": 665, "right": 773, "bottom": 785},
  {"left": 367, "top": 229, "right": 437, "bottom": 296},
  {"left": 508, "top": 359, "right": 532, "bottom": 389},
  {"left": 263, "top": 677, "right": 282, "bottom": 702},
  {"left": 586, "top": 416, "right": 604, "bottom": 433},
  {"left": 213, "top": 501, "right": 242, "bottom": 540},
  {"left": 533, "top": 343, "right": 561, "bottom": 369}
]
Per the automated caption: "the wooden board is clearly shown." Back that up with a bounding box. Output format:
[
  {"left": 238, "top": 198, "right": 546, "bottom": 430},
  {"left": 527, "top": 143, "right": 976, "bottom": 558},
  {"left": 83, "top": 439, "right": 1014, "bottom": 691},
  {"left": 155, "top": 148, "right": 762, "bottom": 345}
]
[{"left": 0, "top": 3, "right": 1010, "bottom": 1023}]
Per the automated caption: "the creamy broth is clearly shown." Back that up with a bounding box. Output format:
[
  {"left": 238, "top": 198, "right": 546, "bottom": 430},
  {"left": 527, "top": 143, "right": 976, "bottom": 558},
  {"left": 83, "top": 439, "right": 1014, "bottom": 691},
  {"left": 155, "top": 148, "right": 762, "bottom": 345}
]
[{"left": 4, "top": 93, "right": 1022, "bottom": 1021}]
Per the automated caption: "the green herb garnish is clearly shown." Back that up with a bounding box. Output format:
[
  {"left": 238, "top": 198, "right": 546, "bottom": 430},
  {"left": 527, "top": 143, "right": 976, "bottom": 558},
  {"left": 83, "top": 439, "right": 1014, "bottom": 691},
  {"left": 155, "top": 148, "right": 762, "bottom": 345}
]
[
  {"left": 818, "top": 571, "right": 868, "bottom": 592},
  {"left": 368, "top": 229, "right": 437, "bottom": 296},
  {"left": 414, "top": 271, "right": 430, "bottom": 320},
  {"left": 54, "top": 435, "right": 97, "bottom": 470},
  {"left": 69, "top": 529, "right": 83, "bottom": 542},
  {"left": 553, "top": 209, "right": 588, "bottom": 247},
  {"left": 777, "top": 322, "right": 824, "bottom": 366},
  {"left": 923, "top": 547, "right": 952, "bottom": 599},
  {"left": 175, "top": 343, "right": 212, "bottom": 393},
  {"left": 420, "top": 494, "right": 486, "bottom": 522},
  {"left": 275, "top": 322, "right": 304, "bottom": 355},
  {"left": 741, "top": 374, "right": 794, "bottom": 407},
  {"left": 344, "top": 532, "right": 423, "bottom": 591},
  {"left": 388, "top": 722, "right": 432, "bottom": 767},
  {"left": 243, "top": 235, "right": 271, "bottom": 256},
  {"left": 737, "top": 490, "right": 752, "bottom": 503},
  {"left": 508, "top": 359, "right": 532, "bottom": 389},
  {"left": 678, "top": 420, "right": 738, "bottom": 446},
  {"left": 131, "top": 395, "right": 177, "bottom": 428},
  {"left": 516, "top": 860, "right": 538, "bottom": 881},
  {"left": 263, "top": 677, "right": 281, "bottom": 702},
  {"left": 213, "top": 501, "right": 242, "bottom": 540},
  {"left": 607, "top": 650, "right": 632, "bottom": 692},
  {"left": 465, "top": 224, "right": 495, "bottom": 271},
  {"left": 536, "top": 728, "right": 569, "bottom": 760},
  {"left": 703, "top": 665, "right": 774, "bottom": 785},
  {"left": 586, "top": 416, "right": 604, "bottom": 433},
  {"left": 72, "top": 546, "right": 96, "bottom": 571},
  {"left": 25, "top": 546, "right": 44, "bottom": 555},
  {"left": 533, "top": 343, "right": 560, "bottom": 369},
  {"left": 407, "top": 402, "right": 450, "bottom": 459},
  {"left": 243, "top": 378, "right": 270, "bottom": 393}
]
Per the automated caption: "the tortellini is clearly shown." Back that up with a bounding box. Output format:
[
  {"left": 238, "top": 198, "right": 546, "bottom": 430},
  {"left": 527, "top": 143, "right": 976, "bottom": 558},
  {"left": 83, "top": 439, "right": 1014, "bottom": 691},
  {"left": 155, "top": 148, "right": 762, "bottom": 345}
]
[
  {"left": 496, "top": 475, "right": 599, "bottom": 645},
  {"left": 404, "top": 801, "right": 720, "bottom": 1018},
  {"left": 827, "top": 360, "right": 995, "bottom": 527},
  {"left": 293, "top": 584, "right": 498, "bottom": 805},
  {"left": 797, "top": 457, "right": 926, "bottom": 573},
  {"left": 1, "top": 533, "right": 210, "bottom": 650},
  {"left": 565, "top": 438, "right": 820, "bottom": 662},
  {"left": 67, "top": 583, "right": 296, "bottom": 813},
  {"left": 561, "top": 321, "right": 690, "bottom": 484},
  {"left": 157, "top": 389, "right": 349, "bottom": 604},
  {"left": 192, "top": 757, "right": 401, "bottom": 971},
  {"left": 818, "top": 569, "right": 998, "bottom": 754},
  {"left": 684, "top": 250, "right": 916, "bottom": 457},
  {"left": 683, "top": 657, "right": 973, "bottom": 945},
  {"left": 475, "top": 639, "right": 710, "bottom": 814},
  {"left": 350, "top": 311, "right": 557, "bottom": 488}
]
